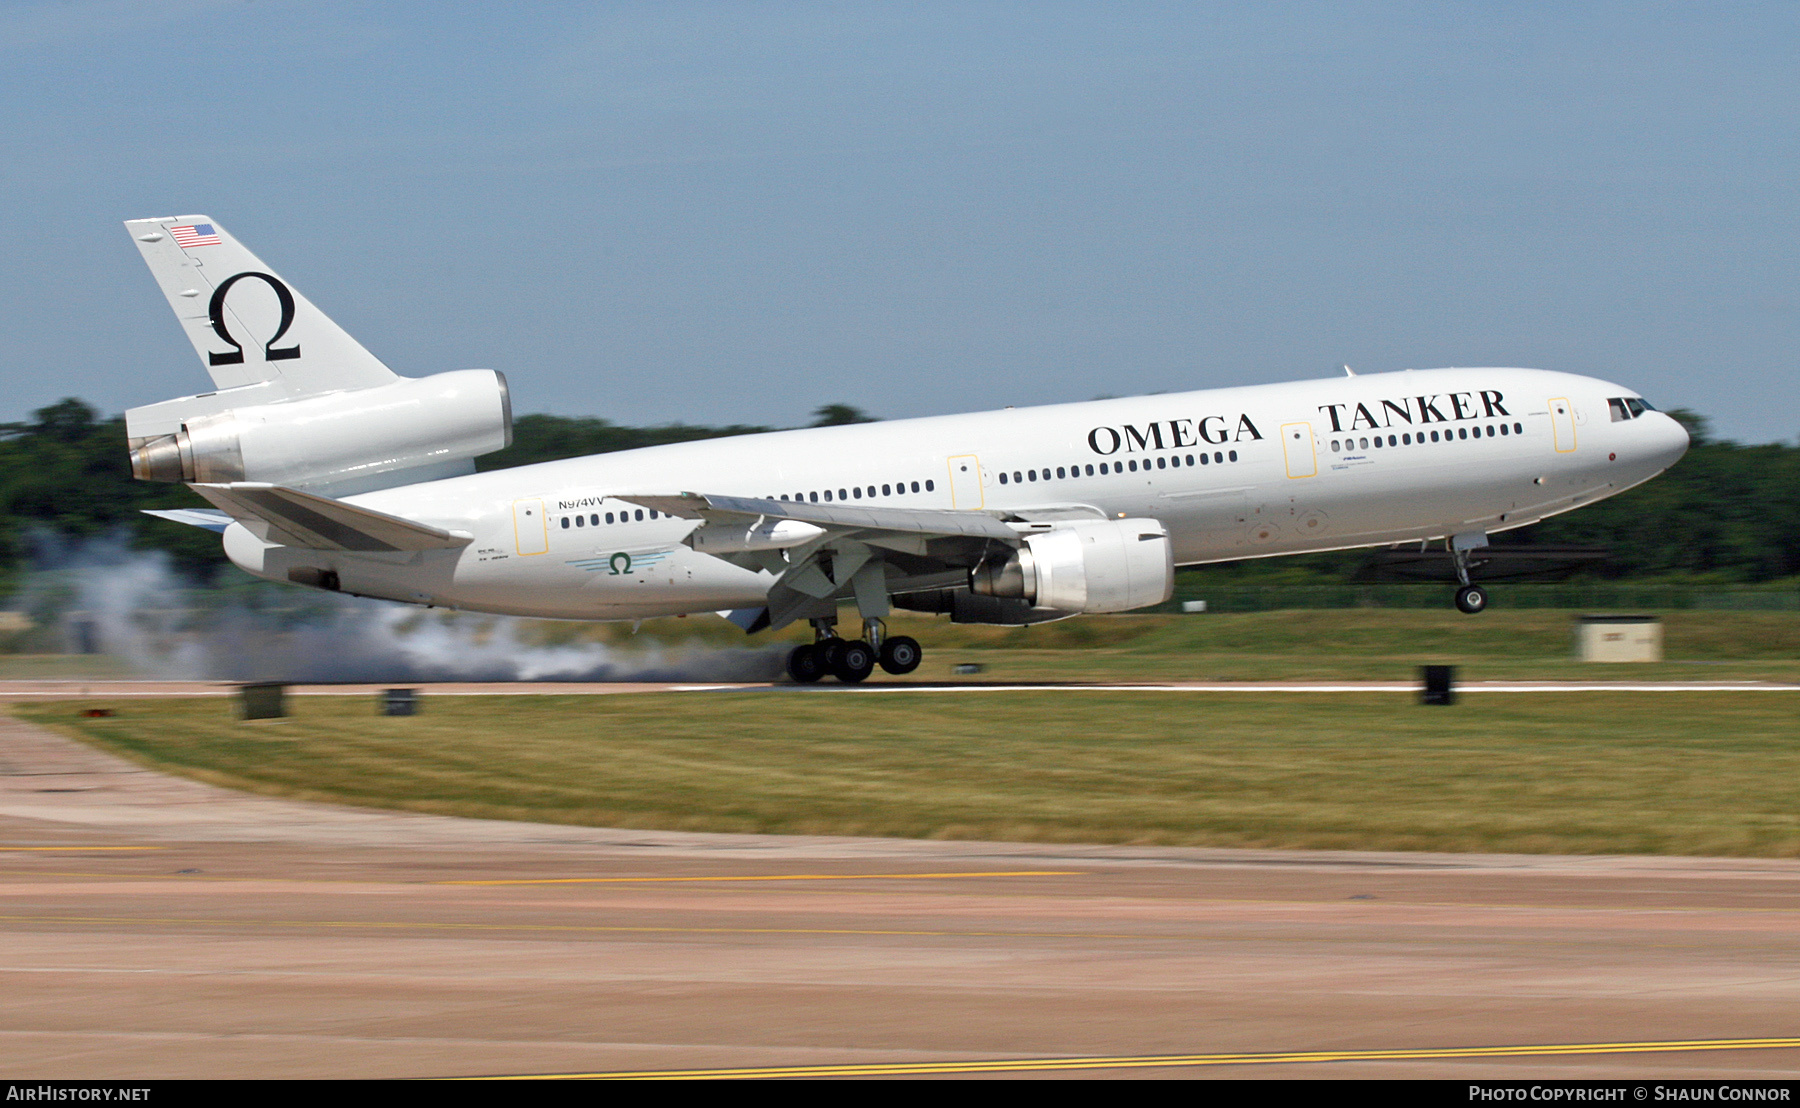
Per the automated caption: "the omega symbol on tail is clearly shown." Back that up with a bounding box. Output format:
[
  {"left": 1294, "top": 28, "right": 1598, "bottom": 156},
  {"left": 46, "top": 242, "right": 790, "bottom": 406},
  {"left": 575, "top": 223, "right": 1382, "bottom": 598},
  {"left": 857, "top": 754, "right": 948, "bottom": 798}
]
[
  {"left": 206, "top": 272, "right": 301, "bottom": 366},
  {"left": 608, "top": 552, "right": 633, "bottom": 575}
]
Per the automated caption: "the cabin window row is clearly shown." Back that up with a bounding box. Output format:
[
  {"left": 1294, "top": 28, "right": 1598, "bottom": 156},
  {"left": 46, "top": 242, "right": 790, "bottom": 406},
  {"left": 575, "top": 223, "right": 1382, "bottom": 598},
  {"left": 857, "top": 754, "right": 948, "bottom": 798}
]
[
  {"left": 998, "top": 451, "right": 1239, "bottom": 485},
  {"left": 561, "top": 507, "right": 664, "bottom": 529},
  {"left": 1332, "top": 422, "right": 1524, "bottom": 453},
  {"left": 766, "top": 479, "right": 935, "bottom": 504}
]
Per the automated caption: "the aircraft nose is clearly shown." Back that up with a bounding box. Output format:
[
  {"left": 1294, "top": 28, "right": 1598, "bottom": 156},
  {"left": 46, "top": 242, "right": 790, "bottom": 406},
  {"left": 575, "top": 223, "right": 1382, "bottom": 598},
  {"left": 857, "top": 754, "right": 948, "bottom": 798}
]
[{"left": 1647, "top": 411, "right": 1690, "bottom": 469}]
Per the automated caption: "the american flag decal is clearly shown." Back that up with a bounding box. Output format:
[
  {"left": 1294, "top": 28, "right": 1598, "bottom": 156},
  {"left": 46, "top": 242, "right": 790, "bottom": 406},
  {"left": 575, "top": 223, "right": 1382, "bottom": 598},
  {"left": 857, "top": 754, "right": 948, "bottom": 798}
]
[{"left": 169, "top": 223, "right": 222, "bottom": 248}]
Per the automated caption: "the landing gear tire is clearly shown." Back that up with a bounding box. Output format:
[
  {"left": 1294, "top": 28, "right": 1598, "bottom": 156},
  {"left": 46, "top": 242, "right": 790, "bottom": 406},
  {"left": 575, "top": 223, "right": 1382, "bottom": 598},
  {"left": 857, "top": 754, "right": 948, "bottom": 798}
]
[
  {"left": 817, "top": 638, "right": 846, "bottom": 673},
  {"left": 1454, "top": 585, "right": 1489, "bottom": 615},
  {"left": 786, "top": 643, "right": 826, "bottom": 683},
  {"left": 878, "top": 635, "right": 922, "bottom": 675},
  {"left": 831, "top": 640, "right": 876, "bottom": 684}
]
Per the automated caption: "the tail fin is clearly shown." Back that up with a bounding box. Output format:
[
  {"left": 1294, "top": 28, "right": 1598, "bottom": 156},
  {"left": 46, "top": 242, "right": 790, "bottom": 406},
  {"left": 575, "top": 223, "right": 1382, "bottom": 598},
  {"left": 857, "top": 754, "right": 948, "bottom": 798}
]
[{"left": 125, "top": 216, "right": 398, "bottom": 398}]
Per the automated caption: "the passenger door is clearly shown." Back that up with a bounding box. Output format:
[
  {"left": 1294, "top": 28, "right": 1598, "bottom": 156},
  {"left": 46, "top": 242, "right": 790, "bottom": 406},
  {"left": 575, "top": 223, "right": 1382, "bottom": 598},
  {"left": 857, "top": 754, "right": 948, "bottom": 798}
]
[
  {"left": 1280, "top": 422, "right": 1317, "bottom": 478},
  {"left": 947, "top": 454, "right": 984, "bottom": 509},
  {"left": 1549, "top": 398, "right": 1578, "bottom": 453},
  {"left": 513, "top": 498, "right": 549, "bottom": 555}
]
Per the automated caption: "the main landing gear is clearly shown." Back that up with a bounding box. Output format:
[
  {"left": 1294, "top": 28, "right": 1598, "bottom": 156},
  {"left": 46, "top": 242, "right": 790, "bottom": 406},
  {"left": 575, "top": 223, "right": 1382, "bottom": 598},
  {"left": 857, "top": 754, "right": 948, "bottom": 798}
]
[{"left": 786, "top": 618, "right": 922, "bottom": 684}]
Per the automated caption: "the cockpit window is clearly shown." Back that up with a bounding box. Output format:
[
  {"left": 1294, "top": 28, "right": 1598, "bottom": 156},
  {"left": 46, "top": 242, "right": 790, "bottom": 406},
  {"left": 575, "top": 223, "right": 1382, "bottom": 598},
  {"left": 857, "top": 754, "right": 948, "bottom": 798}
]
[
  {"left": 1609, "top": 397, "right": 1654, "bottom": 421},
  {"left": 1609, "top": 398, "right": 1631, "bottom": 422},
  {"left": 1626, "top": 397, "right": 1650, "bottom": 417}
]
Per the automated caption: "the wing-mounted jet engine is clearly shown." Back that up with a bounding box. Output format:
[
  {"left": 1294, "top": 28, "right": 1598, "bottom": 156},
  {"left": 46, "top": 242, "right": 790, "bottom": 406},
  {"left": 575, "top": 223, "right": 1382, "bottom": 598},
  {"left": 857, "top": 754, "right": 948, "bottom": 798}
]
[
  {"left": 627, "top": 493, "right": 1175, "bottom": 684},
  {"left": 122, "top": 216, "right": 511, "bottom": 497},
  {"left": 968, "top": 519, "right": 1173, "bottom": 614}
]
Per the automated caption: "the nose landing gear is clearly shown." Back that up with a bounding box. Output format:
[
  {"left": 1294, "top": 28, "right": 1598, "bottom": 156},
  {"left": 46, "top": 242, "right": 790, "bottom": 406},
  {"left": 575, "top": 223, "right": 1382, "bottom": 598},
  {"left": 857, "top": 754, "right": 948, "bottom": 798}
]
[
  {"left": 784, "top": 618, "right": 925, "bottom": 683},
  {"left": 1454, "top": 584, "right": 1489, "bottom": 614},
  {"left": 1450, "top": 532, "right": 1491, "bottom": 615}
]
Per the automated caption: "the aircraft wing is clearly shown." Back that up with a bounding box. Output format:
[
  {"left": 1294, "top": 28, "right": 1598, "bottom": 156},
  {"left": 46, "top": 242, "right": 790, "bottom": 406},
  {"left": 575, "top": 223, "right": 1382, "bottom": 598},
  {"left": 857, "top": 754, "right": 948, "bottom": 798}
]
[
  {"left": 619, "top": 492, "right": 1022, "bottom": 632},
  {"left": 623, "top": 492, "right": 1018, "bottom": 543},
  {"left": 141, "top": 507, "right": 234, "bottom": 533},
  {"left": 189, "top": 483, "right": 472, "bottom": 552}
]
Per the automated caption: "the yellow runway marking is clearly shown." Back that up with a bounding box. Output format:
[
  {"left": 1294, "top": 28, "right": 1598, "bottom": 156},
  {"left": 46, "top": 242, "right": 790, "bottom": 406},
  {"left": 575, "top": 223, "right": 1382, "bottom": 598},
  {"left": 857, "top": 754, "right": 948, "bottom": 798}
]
[
  {"left": 439, "top": 870, "right": 1083, "bottom": 886},
  {"left": 0, "top": 912, "right": 1146, "bottom": 941},
  {"left": 0, "top": 869, "right": 373, "bottom": 884},
  {"left": 486, "top": 1036, "right": 1800, "bottom": 1079}
]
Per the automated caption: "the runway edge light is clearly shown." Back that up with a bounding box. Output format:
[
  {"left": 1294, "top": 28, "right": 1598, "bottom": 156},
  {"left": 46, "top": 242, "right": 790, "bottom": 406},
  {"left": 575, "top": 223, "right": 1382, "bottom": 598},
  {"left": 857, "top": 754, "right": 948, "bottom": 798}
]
[{"left": 1419, "top": 665, "right": 1456, "bottom": 706}]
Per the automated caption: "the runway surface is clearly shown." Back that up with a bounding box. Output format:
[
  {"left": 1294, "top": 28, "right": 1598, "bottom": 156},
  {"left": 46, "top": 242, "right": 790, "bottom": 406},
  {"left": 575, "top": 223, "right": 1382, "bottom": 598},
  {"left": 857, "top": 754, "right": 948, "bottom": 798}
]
[
  {"left": 0, "top": 678, "right": 1795, "bottom": 700},
  {"left": 2, "top": 709, "right": 1799, "bottom": 1079}
]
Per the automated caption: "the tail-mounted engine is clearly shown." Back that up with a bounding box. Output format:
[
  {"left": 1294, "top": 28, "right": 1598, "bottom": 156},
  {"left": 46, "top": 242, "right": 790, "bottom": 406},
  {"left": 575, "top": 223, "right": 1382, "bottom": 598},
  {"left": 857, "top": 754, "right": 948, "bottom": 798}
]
[
  {"left": 970, "top": 518, "right": 1173, "bottom": 613},
  {"left": 127, "top": 369, "right": 511, "bottom": 495}
]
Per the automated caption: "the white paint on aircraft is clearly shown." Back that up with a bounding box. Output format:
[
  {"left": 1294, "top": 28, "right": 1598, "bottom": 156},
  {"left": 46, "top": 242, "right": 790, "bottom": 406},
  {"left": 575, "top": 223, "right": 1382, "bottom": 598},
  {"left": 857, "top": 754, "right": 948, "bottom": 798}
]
[{"left": 121, "top": 216, "right": 1690, "bottom": 677}]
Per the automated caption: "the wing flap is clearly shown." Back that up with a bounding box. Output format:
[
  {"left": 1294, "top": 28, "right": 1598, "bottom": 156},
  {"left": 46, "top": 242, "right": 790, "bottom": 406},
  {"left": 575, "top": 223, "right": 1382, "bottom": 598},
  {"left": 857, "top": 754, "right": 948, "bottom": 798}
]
[
  {"left": 189, "top": 483, "right": 471, "bottom": 552},
  {"left": 141, "top": 507, "right": 235, "bottom": 533}
]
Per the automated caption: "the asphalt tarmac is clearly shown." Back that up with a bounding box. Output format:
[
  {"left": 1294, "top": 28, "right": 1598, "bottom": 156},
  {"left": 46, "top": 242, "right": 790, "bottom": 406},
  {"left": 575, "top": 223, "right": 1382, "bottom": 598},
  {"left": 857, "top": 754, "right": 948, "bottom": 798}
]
[{"left": 2, "top": 707, "right": 1798, "bottom": 1080}]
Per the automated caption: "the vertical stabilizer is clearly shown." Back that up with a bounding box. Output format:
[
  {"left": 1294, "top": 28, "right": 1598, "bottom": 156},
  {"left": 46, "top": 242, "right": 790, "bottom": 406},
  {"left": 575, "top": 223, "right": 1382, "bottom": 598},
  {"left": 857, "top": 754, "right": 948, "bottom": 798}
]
[{"left": 124, "top": 216, "right": 399, "bottom": 398}]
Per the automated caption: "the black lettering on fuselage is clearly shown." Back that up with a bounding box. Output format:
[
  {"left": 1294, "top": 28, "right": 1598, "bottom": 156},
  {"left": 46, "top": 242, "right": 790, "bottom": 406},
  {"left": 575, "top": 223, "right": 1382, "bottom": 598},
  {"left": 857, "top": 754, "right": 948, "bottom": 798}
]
[
  {"left": 1121, "top": 423, "right": 1165, "bottom": 452},
  {"left": 1088, "top": 413, "right": 1256, "bottom": 453}
]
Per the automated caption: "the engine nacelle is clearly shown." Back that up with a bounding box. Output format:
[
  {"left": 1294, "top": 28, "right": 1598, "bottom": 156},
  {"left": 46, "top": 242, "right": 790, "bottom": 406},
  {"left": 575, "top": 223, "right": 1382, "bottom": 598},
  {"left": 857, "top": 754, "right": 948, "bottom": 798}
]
[
  {"left": 128, "top": 369, "right": 511, "bottom": 494},
  {"left": 970, "top": 518, "right": 1173, "bottom": 613}
]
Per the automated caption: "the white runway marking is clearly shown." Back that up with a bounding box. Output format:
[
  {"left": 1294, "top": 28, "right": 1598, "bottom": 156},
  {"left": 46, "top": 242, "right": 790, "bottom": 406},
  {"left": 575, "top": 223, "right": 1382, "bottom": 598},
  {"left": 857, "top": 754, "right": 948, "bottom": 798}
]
[
  {"left": 771, "top": 682, "right": 1800, "bottom": 693},
  {"left": 1, "top": 679, "right": 1794, "bottom": 699}
]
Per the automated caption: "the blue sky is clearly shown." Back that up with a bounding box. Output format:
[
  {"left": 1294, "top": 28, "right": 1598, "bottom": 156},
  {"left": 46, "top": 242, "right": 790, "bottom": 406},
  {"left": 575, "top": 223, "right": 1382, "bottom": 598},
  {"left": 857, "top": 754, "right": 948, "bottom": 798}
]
[{"left": 3, "top": 1, "right": 1796, "bottom": 441}]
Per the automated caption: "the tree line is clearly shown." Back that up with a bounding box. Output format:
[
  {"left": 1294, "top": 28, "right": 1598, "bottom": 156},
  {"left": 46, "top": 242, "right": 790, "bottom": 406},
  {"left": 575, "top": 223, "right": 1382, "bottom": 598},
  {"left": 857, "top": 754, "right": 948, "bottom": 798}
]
[{"left": 0, "top": 399, "right": 1792, "bottom": 586}]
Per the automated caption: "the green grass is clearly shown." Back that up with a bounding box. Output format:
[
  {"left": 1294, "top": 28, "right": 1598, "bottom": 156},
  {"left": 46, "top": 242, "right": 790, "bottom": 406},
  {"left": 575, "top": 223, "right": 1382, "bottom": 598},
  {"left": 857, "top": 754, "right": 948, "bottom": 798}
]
[
  {"left": 889, "top": 609, "right": 1800, "bottom": 683},
  {"left": 18, "top": 690, "right": 1800, "bottom": 857}
]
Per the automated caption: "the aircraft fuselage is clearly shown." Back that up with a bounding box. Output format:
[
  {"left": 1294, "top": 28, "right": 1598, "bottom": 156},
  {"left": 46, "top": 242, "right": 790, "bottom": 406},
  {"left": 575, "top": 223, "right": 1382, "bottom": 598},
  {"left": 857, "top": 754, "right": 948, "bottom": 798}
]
[{"left": 219, "top": 366, "right": 1689, "bottom": 620}]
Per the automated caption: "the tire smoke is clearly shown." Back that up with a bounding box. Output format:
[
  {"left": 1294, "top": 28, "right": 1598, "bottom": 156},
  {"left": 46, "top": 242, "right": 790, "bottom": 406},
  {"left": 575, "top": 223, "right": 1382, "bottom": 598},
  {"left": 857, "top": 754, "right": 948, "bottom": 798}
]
[{"left": 11, "top": 534, "right": 785, "bottom": 683}]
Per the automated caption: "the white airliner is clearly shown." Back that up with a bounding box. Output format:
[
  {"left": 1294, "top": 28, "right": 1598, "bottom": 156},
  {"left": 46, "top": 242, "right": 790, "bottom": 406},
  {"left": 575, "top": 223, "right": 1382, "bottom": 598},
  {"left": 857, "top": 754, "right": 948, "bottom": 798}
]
[{"left": 125, "top": 216, "right": 1689, "bottom": 682}]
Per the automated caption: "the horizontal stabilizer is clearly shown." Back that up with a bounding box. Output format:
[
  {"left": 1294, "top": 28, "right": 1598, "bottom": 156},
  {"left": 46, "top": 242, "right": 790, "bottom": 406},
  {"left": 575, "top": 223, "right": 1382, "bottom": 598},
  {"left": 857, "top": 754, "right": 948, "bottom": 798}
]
[
  {"left": 141, "top": 507, "right": 234, "bottom": 533},
  {"left": 189, "top": 483, "right": 471, "bottom": 552}
]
